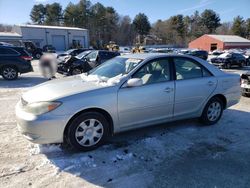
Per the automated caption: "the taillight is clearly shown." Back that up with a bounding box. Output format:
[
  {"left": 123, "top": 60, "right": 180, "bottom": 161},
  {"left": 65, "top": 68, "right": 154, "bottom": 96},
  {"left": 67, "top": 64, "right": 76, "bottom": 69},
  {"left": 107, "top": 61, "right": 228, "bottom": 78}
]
[{"left": 21, "top": 56, "right": 33, "bottom": 61}]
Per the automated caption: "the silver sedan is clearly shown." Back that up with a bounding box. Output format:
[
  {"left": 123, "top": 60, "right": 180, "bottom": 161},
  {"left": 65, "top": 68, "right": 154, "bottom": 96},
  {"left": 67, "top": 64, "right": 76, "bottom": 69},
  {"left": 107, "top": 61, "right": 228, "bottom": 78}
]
[{"left": 16, "top": 53, "right": 241, "bottom": 151}]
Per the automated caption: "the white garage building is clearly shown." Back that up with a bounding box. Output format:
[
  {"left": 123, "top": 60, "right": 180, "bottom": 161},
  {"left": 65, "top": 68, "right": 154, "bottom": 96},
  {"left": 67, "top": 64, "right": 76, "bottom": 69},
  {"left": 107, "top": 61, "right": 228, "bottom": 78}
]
[{"left": 12, "top": 25, "right": 89, "bottom": 51}]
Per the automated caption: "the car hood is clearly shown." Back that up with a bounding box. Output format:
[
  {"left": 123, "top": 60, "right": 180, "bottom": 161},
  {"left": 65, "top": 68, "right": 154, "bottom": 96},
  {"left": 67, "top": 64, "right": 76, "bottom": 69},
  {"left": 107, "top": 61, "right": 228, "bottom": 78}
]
[{"left": 22, "top": 75, "right": 110, "bottom": 103}]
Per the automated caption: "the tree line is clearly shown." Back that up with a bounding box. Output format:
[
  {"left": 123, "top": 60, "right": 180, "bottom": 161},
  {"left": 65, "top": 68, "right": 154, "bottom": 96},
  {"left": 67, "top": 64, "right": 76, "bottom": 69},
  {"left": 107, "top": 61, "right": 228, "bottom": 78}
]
[{"left": 4, "top": 0, "right": 250, "bottom": 48}]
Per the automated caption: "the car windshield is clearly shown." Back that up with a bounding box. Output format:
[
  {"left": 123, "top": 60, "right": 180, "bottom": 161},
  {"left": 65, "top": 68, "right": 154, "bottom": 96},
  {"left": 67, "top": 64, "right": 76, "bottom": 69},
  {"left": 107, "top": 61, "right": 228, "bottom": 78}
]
[
  {"left": 85, "top": 51, "right": 98, "bottom": 61},
  {"left": 82, "top": 57, "right": 142, "bottom": 84},
  {"left": 76, "top": 50, "right": 92, "bottom": 59}
]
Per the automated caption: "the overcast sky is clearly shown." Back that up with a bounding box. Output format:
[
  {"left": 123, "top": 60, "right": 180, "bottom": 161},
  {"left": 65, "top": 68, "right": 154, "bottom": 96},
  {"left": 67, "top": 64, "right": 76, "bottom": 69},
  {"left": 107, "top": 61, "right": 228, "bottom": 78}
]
[{"left": 0, "top": 0, "right": 249, "bottom": 25}]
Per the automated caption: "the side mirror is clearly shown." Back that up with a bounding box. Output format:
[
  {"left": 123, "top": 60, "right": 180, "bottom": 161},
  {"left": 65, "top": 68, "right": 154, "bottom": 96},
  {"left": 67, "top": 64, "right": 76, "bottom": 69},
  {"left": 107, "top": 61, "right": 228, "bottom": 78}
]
[{"left": 126, "top": 78, "right": 143, "bottom": 87}]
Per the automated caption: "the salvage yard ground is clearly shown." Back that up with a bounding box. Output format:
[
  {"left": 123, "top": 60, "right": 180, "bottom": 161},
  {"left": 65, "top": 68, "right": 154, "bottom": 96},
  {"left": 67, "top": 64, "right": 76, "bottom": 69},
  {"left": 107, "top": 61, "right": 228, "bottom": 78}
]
[{"left": 0, "top": 60, "right": 250, "bottom": 188}]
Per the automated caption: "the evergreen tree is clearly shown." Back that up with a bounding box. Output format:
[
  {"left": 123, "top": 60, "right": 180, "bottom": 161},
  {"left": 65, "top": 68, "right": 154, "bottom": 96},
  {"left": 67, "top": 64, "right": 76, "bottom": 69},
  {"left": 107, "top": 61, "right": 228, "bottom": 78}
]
[{"left": 30, "top": 4, "right": 46, "bottom": 24}]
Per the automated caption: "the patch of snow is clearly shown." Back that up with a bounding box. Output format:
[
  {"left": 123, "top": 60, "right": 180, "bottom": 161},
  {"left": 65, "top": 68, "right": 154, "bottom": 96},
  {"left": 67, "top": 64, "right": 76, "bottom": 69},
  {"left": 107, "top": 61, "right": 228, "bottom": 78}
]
[
  {"left": 80, "top": 73, "right": 127, "bottom": 87},
  {"left": 111, "top": 152, "right": 134, "bottom": 162},
  {"left": 141, "top": 137, "right": 163, "bottom": 150},
  {"left": 29, "top": 144, "right": 62, "bottom": 155},
  {"left": 63, "top": 165, "right": 75, "bottom": 171}
]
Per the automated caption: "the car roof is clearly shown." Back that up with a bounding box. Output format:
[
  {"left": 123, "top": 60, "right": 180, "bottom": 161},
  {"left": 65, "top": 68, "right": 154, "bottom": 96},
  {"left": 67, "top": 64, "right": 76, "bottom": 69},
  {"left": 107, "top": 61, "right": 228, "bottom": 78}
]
[{"left": 121, "top": 53, "right": 180, "bottom": 60}]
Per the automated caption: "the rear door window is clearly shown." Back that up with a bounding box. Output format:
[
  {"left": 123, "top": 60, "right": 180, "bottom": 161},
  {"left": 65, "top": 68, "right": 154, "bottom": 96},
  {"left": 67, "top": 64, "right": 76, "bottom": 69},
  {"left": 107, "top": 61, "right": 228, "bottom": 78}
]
[{"left": 174, "top": 57, "right": 212, "bottom": 80}]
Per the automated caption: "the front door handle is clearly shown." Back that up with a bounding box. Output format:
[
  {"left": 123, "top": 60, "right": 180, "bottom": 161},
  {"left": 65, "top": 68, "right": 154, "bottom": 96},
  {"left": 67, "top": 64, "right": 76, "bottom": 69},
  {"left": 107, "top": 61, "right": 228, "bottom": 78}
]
[
  {"left": 207, "top": 81, "right": 215, "bottom": 86},
  {"left": 164, "top": 87, "right": 174, "bottom": 93}
]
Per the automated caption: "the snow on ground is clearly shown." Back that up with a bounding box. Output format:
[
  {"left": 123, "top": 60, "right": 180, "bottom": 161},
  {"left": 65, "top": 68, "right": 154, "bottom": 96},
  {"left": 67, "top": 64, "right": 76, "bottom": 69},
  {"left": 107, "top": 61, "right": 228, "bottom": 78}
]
[{"left": 0, "top": 61, "right": 250, "bottom": 187}]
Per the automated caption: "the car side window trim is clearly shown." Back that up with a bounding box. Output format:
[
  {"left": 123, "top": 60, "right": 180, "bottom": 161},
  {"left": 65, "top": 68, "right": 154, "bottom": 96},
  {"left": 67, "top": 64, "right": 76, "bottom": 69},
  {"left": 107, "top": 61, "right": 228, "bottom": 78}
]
[{"left": 172, "top": 57, "right": 214, "bottom": 81}]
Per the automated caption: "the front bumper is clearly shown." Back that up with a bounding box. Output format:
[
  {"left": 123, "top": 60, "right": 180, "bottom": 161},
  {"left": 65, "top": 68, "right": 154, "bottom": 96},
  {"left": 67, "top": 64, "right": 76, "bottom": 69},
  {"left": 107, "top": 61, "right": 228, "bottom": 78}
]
[
  {"left": 57, "top": 64, "right": 70, "bottom": 75},
  {"left": 15, "top": 102, "right": 69, "bottom": 144}
]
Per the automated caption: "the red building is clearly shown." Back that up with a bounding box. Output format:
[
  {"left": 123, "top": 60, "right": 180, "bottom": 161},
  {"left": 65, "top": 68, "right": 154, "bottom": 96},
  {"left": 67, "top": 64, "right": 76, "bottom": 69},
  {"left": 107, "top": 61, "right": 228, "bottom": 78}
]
[{"left": 189, "top": 34, "right": 250, "bottom": 51}]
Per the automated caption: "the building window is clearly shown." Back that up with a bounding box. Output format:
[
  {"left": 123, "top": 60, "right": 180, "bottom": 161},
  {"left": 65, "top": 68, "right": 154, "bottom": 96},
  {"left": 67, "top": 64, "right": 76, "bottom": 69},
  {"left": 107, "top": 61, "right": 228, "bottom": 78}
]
[{"left": 210, "top": 43, "right": 217, "bottom": 51}]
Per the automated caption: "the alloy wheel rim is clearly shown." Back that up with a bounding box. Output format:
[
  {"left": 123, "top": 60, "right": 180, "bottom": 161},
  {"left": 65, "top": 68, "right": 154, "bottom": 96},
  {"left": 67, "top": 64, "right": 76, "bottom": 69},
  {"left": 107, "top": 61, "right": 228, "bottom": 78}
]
[
  {"left": 75, "top": 119, "right": 104, "bottom": 147},
  {"left": 207, "top": 101, "right": 221, "bottom": 121},
  {"left": 3, "top": 68, "right": 17, "bottom": 79}
]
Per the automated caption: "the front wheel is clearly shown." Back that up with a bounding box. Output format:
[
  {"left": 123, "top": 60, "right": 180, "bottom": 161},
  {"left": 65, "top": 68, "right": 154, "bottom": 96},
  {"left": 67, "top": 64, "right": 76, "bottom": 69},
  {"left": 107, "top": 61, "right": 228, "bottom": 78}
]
[
  {"left": 200, "top": 97, "right": 223, "bottom": 125},
  {"left": 66, "top": 112, "right": 110, "bottom": 151},
  {"left": 71, "top": 68, "right": 82, "bottom": 75}
]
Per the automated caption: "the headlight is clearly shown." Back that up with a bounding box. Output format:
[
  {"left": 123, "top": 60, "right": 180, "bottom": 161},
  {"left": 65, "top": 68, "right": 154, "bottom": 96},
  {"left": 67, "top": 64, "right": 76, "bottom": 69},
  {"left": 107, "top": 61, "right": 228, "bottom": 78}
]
[{"left": 23, "top": 101, "right": 62, "bottom": 115}]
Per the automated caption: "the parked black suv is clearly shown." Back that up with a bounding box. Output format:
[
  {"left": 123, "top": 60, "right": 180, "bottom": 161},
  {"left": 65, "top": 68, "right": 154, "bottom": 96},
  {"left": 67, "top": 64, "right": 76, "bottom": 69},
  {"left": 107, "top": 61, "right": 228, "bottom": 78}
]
[
  {"left": 0, "top": 46, "right": 33, "bottom": 80},
  {"left": 23, "top": 41, "right": 43, "bottom": 59},
  {"left": 57, "top": 50, "right": 120, "bottom": 75},
  {"left": 43, "top": 45, "right": 56, "bottom": 53},
  {"left": 186, "top": 50, "right": 208, "bottom": 60},
  {"left": 211, "top": 53, "right": 246, "bottom": 69}
]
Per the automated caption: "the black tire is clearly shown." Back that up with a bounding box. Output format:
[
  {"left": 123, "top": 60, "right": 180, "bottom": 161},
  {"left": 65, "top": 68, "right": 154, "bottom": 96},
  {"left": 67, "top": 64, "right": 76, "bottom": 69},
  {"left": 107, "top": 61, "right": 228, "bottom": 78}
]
[
  {"left": 1, "top": 66, "right": 18, "bottom": 80},
  {"left": 66, "top": 112, "right": 110, "bottom": 151},
  {"left": 71, "top": 68, "right": 82, "bottom": 75},
  {"left": 35, "top": 53, "right": 42, "bottom": 59},
  {"left": 200, "top": 97, "right": 224, "bottom": 125}
]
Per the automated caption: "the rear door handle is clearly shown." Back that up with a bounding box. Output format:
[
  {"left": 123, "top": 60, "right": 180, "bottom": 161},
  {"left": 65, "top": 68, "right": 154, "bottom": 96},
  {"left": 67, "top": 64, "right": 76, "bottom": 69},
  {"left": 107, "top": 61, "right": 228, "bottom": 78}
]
[{"left": 164, "top": 87, "right": 174, "bottom": 93}]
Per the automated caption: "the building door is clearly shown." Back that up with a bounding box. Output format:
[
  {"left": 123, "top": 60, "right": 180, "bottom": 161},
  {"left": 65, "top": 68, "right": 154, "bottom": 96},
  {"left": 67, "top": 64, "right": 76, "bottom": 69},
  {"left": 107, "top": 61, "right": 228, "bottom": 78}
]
[
  {"left": 73, "top": 36, "right": 85, "bottom": 48},
  {"left": 52, "top": 35, "right": 65, "bottom": 51},
  {"left": 210, "top": 43, "right": 217, "bottom": 51}
]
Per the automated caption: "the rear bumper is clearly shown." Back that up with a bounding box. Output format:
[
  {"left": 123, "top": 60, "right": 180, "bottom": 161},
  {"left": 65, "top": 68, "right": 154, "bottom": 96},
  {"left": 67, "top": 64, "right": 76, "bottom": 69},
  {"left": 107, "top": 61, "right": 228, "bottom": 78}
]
[{"left": 19, "top": 64, "right": 33, "bottom": 74}]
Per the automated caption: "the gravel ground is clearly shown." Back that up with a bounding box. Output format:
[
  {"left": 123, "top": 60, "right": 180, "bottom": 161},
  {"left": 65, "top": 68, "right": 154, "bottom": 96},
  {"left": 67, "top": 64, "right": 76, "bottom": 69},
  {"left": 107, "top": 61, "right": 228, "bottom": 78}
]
[{"left": 0, "top": 60, "right": 250, "bottom": 188}]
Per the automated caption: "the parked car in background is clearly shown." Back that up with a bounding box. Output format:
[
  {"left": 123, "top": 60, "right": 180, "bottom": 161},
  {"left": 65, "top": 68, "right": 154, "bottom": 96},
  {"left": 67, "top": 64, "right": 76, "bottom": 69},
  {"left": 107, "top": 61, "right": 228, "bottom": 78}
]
[
  {"left": 58, "top": 48, "right": 89, "bottom": 58},
  {"left": 119, "top": 46, "right": 131, "bottom": 55},
  {"left": 0, "top": 46, "right": 33, "bottom": 80},
  {"left": 57, "top": 50, "right": 120, "bottom": 75},
  {"left": 57, "top": 50, "right": 92, "bottom": 75},
  {"left": 16, "top": 53, "right": 240, "bottom": 151},
  {"left": 23, "top": 41, "right": 43, "bottom": 59},
  {"left": 185, "top": 50, "right": 208, "bottom": 60},
  {"left": 241, "top": 72, "right": 250, "bottom": 97},
  {"left": 43, "top": 45, "right": 56, "bottom": 53},
  {"left": 57, "top": 48, "right": 90, "bottom": 63},
  {"left": 210, "top": 52, "right": 246, "bottom": 69},
  {"left": 210, "top": 50, "right": 224, "bottom": 56},
  {"left": 243, "top": 50, "right": 250, "bottom": 66},
  {"left": 150, "top": 48, "right": 174, "bottom": 53}
]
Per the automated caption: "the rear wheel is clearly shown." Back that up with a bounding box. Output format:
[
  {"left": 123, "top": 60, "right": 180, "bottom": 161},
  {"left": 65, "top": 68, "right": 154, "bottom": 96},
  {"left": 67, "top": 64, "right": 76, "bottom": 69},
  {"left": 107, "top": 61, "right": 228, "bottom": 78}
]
[
  {"left": 200, "top": 97, "right": 223, "bottom": 125},
  {"left": 35, "top": 53, "right": 42, "bottom": 59},
  {"left": 66, "top": 112, "right": 110, "bottom": 151},
  {"left": 1, "top": 66, "right": 18, "bottom": 80}
]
